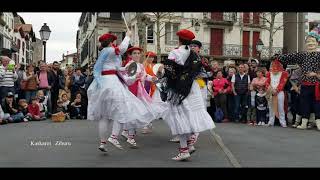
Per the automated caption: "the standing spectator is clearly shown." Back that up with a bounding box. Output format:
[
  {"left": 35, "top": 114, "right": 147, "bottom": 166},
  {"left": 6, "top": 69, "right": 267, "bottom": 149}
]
[
  {"left": 249, "top": 68, "right": 267, "bottom": 125},
  {"left": 248, "top": 59, "right": 259, "bottom": 81},
  {"left": 49, "top": 61, "right": 64, "bottom": 114},
  {"left": 244, "top": 63, "right": 250, "bottom": 75},
  {"left": 1, "top": 92, "right": 26, "bottom": 123},
  {"left": 15, "top": 63, "right": 26, "bottom": 101},
  {"left": 226, "top": 67, "right": 236, "bottom": 122},
  {"left": 71, "top": 67, "right": 86, "bottom": 100},
  {"left": 85, "top": 66, "right": 94, "bottom": 91},
  {"left": 232, "top": 64, "right": 250, "bottom": 123},
  {"left": 212, "top": 70, "right": 230, "bottom": 122},
  {"left": 59, "top": 69, "right": 72, "bottom": 100},
  {"left": 209, "top": 61, "right": 220, "bottom": 80},
  {"left": 37, "top": 62, "right": 53, "bottom": 116},
  {"left": 0, "top": 56, "right": 18, "bottom": 103},
  {"left": 23, "top": 64, "right": 40, "bottom": 103}
]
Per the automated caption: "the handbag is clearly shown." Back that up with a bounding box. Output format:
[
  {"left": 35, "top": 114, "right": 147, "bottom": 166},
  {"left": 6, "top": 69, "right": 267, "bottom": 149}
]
[
  {"left": 214, "top": 107, "right": 224, "bottom": 123},
  {"left": 20, "top": 80, "right": 28, "bottom": 90}
]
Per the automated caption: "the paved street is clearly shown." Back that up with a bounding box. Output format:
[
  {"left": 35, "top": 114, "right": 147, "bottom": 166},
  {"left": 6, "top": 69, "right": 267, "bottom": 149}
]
[
  {"left": 0, "top": 119, "right": 230, "bottom": 167},
  {"left": 214, "top": 123, "right": 320, "bottom": 167},
  {"left": 1, "top": 119, "right": 320, "bottom": 167}
]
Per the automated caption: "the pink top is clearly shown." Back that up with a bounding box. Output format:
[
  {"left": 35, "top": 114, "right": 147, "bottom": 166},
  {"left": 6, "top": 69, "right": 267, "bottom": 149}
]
[
  {"left": 251, "top": 77, "right": 267, "bottom": 90},
  {"left": 38, "top": 71, "right": 49, "bottom": 88},
  {"left": 212, "top": 78, "right": 229, "bottom": 96}
]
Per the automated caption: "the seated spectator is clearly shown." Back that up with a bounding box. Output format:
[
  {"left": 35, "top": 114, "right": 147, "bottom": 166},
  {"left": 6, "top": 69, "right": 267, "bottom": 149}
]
[
  {"left": 61, "top": 93, "right": 71, "bottom": 119},
  {"left": 0, "top": 104, "right": 10, "bottom": 125},
  {"left": 212, "top": 70, "right": 230, "bottom": 122},
  {"left": 18, "top": 99, "right": 32, "bottom": 121},
  {"left": 28, "top": 97, "right": 45, "bottom": 121},
  {"left": 1, "top": 92, "right": 26, "bottom": 123},
  {"left": 70, "top": 92, "right": 83, "bottom": 119},
  {"left": 36, "top": 90, "right": 48, "bottom": 118}
]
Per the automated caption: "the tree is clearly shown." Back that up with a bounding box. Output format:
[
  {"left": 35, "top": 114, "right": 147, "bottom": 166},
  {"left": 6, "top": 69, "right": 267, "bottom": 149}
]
[
  {"left": 151, "top": 12, "right": 177, "bottom": 63},
  {"left": 260, "top": 12, "right": 284, "bottom": 58},
  {"left": 135, "top": 13, "right": 151, "bottom": 53}
]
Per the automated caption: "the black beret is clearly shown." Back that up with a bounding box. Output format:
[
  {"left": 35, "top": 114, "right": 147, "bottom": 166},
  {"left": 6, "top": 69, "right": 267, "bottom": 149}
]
[{"left": 190, "top": 40, "right": 202, "bottom": 48}]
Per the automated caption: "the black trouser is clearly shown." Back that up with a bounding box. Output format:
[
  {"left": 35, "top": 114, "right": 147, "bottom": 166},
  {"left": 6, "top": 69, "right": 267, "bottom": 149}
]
[
  {"left": 256, "top": 109, "right": 267, "bottom": 124},
  {"left": 215, "top": 94, "right": 228, "bottom": 119},
  {"left": 51, "top": 90, "right": 59, "bottom": 114},
  {"left": 289, "top": 90, "right": 300, "bottom": 124},
  {"left": 300, "top": 85, "right": 320, "bottom": 119},
  {"left": 227, "top": 94, "right": 235, "bottom": 121},
  {"left": 207, "top": 97, "right": 216, "bottom": 120},
  {"left": 234, "top": 94, "right": 248, "bottom": 122}
]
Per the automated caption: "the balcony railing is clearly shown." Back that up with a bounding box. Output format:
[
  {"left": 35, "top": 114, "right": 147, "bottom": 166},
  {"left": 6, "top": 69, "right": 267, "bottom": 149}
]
[{"left": 201, "top": 43, "right": 282, "bottom": 58}]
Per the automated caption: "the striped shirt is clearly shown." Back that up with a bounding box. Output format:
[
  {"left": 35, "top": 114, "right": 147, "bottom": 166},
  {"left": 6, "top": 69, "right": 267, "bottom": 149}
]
[{"left": 0, "top": 65, "right": 18, "bottom": 87}]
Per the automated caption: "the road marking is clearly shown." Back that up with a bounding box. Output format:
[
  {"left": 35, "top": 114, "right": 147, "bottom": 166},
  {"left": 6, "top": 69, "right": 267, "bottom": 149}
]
[{"left": 210, "top": 130, "right": 241, "bottom": 167}]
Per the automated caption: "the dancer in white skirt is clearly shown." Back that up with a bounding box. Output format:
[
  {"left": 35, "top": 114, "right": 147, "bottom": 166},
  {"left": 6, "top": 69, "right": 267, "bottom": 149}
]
[
  {"left": 161, "top": 29, "right": 215, "bottom": 161},
  {"left": 87, "top": 31, "right": 155, "bottom": 152},
  {"left": 121, "top": 47, "right": 167, "bottom": 147}
]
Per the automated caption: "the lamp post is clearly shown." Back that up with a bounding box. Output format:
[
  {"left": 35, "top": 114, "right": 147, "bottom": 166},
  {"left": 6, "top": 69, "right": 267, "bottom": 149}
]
[
  {"left": 39, "top": 23, "right": 51, "bottom": 63},
  {"left": 256, "top": 38, "right": 264, "bottom": 61},
  {"left": 192, "top": 19, "right": 201, "bottom": 33}
]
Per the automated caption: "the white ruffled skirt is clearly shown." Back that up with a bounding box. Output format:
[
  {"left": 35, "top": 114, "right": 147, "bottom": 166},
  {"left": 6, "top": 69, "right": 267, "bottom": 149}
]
[
  {"left": 162, "top": 81, "right": 215, "bottom": 135},
  {"left": 87, "top": 74, "right": 155, "bottom": 128}
]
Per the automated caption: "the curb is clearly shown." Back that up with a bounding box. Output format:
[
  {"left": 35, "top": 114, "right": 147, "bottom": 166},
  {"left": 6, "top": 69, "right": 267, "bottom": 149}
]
[{"left": 210, "top": 129, "right": 241, "bottom": 167}]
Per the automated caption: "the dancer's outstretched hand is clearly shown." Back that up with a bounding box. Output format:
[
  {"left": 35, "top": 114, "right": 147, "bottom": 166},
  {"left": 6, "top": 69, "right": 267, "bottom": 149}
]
[{"left": 126, "top": 31, "right": 132, "bottom": 38}]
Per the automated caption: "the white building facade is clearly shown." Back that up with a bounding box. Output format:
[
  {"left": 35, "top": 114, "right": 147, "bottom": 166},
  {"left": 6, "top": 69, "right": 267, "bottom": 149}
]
[
  {"left": 125, "top": 12, "right": 284, "bottom": 64},
  {"left": 77, "top": 12, "right": 126, "bottom": 67}
]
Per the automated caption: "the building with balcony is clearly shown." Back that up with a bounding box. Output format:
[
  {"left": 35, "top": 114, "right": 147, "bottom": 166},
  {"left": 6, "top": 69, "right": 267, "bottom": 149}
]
[
  {"left": 125, "top": 12, "right": 284, "bottom": 65},
  {"left": 77, "top": 12, "right": 126, "bottom": 67},
  {"left": 12, "top": 13, "right": 36, "bottom": 65},
  {"left": 0, "top": 12, "right": 16, "bottom": 57}
]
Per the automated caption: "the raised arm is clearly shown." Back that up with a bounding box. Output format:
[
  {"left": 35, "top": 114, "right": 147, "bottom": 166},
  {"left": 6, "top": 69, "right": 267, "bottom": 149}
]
[{"left": 119, "top": 31, "right": 132, "bottom": 55}]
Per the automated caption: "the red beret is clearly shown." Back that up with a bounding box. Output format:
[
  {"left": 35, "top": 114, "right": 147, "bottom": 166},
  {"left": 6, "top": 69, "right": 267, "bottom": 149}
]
[
  {"left": 99, "top": 33, "right": 117, "bottom": 42},
  {"left": 176, "top": 29, "right": 195, "bottom": 41},
  {"left": 145, "top": 51, "right": 156, "bottom": 57},
  {"left": 127, "top": 47, "right": 143, "bottom": 54}
]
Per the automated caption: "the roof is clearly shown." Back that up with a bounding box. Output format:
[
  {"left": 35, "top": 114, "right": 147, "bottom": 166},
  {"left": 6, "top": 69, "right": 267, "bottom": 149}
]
[{"left": 21, "top": 24, "right": 33, "bottom": 33}]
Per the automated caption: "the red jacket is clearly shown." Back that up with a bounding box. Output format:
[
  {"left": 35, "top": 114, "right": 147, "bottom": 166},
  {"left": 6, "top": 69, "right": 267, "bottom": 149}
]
[
  {"left": 28, "top": 104, "right": 40, "bottom": 117},
  {"left": 212, "top": 78, "right": 231, "bottom": 96},
  {"left": 265, "top": 71, "right": 288, "bottom": 93}
]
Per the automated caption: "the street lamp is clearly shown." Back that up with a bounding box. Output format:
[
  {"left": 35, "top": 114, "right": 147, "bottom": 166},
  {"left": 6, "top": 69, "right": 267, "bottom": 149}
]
[
  {"left": 192, "top": 19, "right": 201, "bottom": 33},
  {"left": 256, "top": 38, "right": 264, "bottom": 60},
  {"left": 39, "top": 23, "right": 51, "bottom": 63}
]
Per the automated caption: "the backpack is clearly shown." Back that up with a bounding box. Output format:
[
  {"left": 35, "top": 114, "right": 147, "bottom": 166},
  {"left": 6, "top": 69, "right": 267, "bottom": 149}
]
[{"left": 214, "top": 107, "right": 224, "bottom": 123}]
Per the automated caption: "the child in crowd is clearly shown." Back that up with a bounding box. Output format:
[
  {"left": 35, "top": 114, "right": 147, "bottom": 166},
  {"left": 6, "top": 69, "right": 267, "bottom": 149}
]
[
  {"left": 27, "top": 97, "right": 45, "bottom": 121},
  {"left": 61, "top": 93, "right": 71, "bottom": 119},
  {"left": 255, "top": 87, "right": 268, "bottom": 126},
  {"left": 36, "top": 90, "right": 48, "bottom": 118},
  {"left": 18, "top": 99, "right": 32, "bottom": 121},
  {"left": 70, "top": 93, "right": 83, "bottom": 119}
]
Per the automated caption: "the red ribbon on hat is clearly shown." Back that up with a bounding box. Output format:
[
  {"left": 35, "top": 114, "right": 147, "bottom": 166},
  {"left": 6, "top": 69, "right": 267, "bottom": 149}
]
[{"left": 112, "top": 43, "right": 120, "bottom": 55}]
